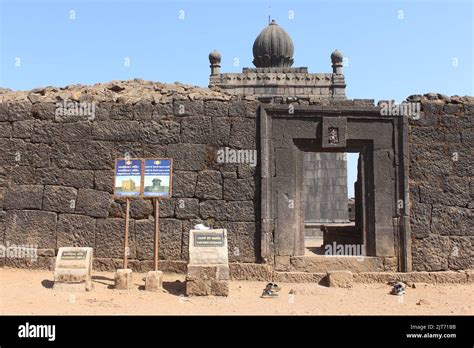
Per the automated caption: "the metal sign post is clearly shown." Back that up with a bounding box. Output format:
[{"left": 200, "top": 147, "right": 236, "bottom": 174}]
[
  {"left": 123, "top": 197, "right": 130, "bottom": 269},
  {"left": 154, "top": 198, "right": 159, "bottom": 272}
]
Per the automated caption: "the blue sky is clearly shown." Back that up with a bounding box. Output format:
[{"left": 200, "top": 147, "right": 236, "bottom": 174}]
[{"left": 1, "top": 0, "right": 472, "bottom": 197}]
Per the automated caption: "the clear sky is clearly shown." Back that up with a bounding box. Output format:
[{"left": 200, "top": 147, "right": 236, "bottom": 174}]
[{"left": 1, "top": 0, "right": 472, "bottom": 196}]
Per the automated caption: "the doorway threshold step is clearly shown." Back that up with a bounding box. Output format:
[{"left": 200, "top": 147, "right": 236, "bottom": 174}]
[{"left": 288, "top": 256, "right": 384, "bottom": 273}]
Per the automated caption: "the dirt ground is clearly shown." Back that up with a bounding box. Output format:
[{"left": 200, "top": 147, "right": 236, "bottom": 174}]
[{"left": 1, "top": 268, "right": 472, "bottom": 315}]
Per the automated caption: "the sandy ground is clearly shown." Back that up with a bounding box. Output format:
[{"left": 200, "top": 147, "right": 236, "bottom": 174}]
[{"left": 1, "top": 268, "right": 473, "bottom": 315}]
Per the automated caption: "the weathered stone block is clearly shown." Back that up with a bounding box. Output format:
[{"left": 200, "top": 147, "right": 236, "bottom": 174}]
[
  {"left": 4, "top": 185, "right": 44, "bottom": 210},
  {"left": 135, "top": 218, "right": 182, "bottom": 260},
  {"left": 229, "top": 263, "right": 272, "bottom": 281},
  {"left": 32, "top": 102, "right": 55, "bottom": 120},
  {"left": 166, "top": 144, "right": 207, "bottom": 171},
  {"left": 412, "top": 235, "right": 450, "bottom": 271},
  {"left": 199, "top": 200, "right": 227, "bottom": 220},
  {"left": 95, "top": 218, "right": 136, "bottom": 259},
  {"left": 186, "top": 264, "right": 229, "bottom": 296},
  {"left": 434, "top": 271, "right": 468, "bottom": 284},
  {"left": 145, "top": 270, "right": 164, "bottom": 291},
  {"left": 94, "top": 170, "right": 114, "bottom": 193},
  {"left": 140, "top": 120, "right": 180, "bottom": 144},
  {"left": 185, "top": 278, "right": 211, "bottom": 296},
  {"left": 181, "top": 116, "right": 211, "bottom": 143},
  {"left": 61, "top": 169, "right": 94, "bottom": 189},
  {"left": 172, "top": 171, "right": 197, "bottom": 198},
  {"left": 32, "top": 120, "right": 61, "bottom": 144},
  {"left": 448, "top": 237, "right": 472, "bottom": 270},
  {"left": 210, "top": 117, "right": 231, "bottom": 146},
  {"left": 410, "top": 202, "right": 432, "bottom": 239},
  {"left": 0, "top": 122, "right": 12, "bottom": 137},
  {"left": 327, "top": 270, "right": 353, "bottom": 288},
  {"left": 130, "top": 199, "right": 153, "bottom": 219},
  {"left": 43, "top": 185, "right": 77, "bottom": 213},
  {"left": 5, "top": 102, "right": 32, "bottom": 121},
  {"left": 5, "top": 210, "right": 57, "bottom": 249},
  {"left": 210, "top": 280, "right": 229, "bottom": 296},
  {"left": 194, "top": 170, "right": 222, "bottom": 199},
  {"left": 110, "top": 103, "right": 134, "bottom": 120},
  {"left": 7, "top": 166, "right": 34, "bottom": 185},
  {"left": 75, "top": 189, "right": 110, "bottom": 218},
  {"left": 28, "top": 142, "right": 51, "bottom": 168},
  {"left": 228, "top": 100, "right": 258, "bottom": 118},
  {"left": 61, "top": 122, "right": 92, "bottom": 142},
  {"left": 431, "top": 205, "right": 472, "bottom": 236},
  {"left": 115, "top": 269, "right": 133, "bottom": 290},
  {"left": 229, "top": 118, "right": 256, "bottom": 148},
  {"left": 175, "top": 198, "right": 199, "bottom": 219},
  {"left": 204, "top": 100, "right": 229, "bottom": 117},
  {"left": 289, "top": 256, "right": 384, "bottom": 273},
  {"left": 12, "top": 120, "right": 35, "bottom": 139},
  {"left": 52, "top": 141, "right": 113, "bottom": 170},
  {"left": 92, "top": 121, "right": 139, "bottom": 141},
  {"left": 225, "top": 201, "right": 255, "bottom": 221},
  {"left": 173, "top": 100, "right": 203, "bottom": 116},
  {"left": 223, "top": 174, "right": 255, "bottom": 200},
  {"left": 57, "top": 214, "right": 96, "bottom": 248}
]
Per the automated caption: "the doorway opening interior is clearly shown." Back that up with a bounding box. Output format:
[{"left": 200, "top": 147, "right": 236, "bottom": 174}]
[{"left": 304, "top": 152, "right": 361, "bottom": 256}]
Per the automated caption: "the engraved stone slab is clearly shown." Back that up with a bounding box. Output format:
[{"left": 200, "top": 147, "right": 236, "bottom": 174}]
[
  {"left": 189, "top": 229, "right": 228, "bottom": 265},
  {"left": 186, "top": 229, "right": 229, "bottom": 296},
  {"left": 53, "top": 247, "right": 93, "bottom": 291}
]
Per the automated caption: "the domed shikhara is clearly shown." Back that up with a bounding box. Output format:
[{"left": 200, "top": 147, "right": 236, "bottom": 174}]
[{"left": 252, "top": 20, "right": 294, "bottom": 68}]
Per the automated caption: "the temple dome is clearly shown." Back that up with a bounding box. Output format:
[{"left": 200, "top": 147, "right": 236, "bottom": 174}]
[{"left": 252, "top": 20, "right": 294, "bottom": 68}]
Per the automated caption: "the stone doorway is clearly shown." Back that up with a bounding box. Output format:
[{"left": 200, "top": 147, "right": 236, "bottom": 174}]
[
  {"left": 303, "top": 151, "right": 364, "bottom": 258},
  {"left": 259, "top": 103, "right": 411, "bottom": 272}
]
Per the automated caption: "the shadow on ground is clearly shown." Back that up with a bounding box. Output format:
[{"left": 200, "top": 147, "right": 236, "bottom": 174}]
[
  {"left": 41, "top": 279, "right": 54, "bottom": 289},
  {"left": 163, "top": 280, "right": 186, "bottom": 296}
]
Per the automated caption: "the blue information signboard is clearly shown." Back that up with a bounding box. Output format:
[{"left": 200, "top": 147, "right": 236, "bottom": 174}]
[
  {"left": 143, "top": 159, "right": 172, "bottom": 198},
  {"left": 114, "top": 159, "right": 142, "bottom": 197}
]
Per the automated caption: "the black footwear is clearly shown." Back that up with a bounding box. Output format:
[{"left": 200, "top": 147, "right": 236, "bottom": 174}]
[
  {"left": 390, "top": 282, "right": 406, "bottom": 296},
  {"left": 261, "top": 289, "right": 279, "bottom": 298},
  {"left": 265, "top": 282, "right": 281, "bottom": 292}
]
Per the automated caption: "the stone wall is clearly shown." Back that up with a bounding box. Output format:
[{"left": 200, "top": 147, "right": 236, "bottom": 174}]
[
  {"left": 0, "top": 80, "right": 261, "bottom": 271},
  {"left": 408, "top": 94, "right": 473, "bottom": 271},
  {"left": 303, "top": 152, "right": 348, "bottom": 224},
  {"left": 0, "top": 82, "right": 472, "bottom": 273}
]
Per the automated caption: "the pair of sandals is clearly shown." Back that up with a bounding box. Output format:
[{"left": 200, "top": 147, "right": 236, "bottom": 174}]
[
  {"left": 261, "top": 282, "right": 281, "bottom": 298},
  {"left": 390, "top": 282, "right": 406, "bottom": 296}
]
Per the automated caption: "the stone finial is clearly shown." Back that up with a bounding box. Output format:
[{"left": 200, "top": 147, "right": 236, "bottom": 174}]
[
  {"left": 209, "top": 50, "right": 221, "bottom": 76},
  {"left": 331, "top": 49, "right": 344, "bottom": 74}
]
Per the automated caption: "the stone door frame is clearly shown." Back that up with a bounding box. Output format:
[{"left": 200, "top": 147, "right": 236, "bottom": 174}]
[{"left": 258, "top": 104, "right": 412, "bottom": 272}]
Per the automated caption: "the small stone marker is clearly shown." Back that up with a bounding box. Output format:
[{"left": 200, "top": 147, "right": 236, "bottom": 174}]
[
  {"left": 115, "top": 269, "right": 133, "bottom": 290},
  {"left": 186, "top": 229, "right": 229, "bottom": 296},
  {"left": 53, "top": 247, "right": 93, "bottom": 291},
  {"left": 327, "top": 270, "right": 353, "bottom": 288},
  {"left": 145, "top": 271, "right": 163, "bottom": 292}
]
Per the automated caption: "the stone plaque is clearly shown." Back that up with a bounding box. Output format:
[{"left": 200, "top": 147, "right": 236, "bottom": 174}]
[
  {"left": 187, "top": 229, "right": 229, "bottom": 296},
  {"left": 194, "top": 232, "right": 225, "bottom": 247},
  {"left": 61, "top": 250, "right": 87, "bottom": 260},
  {"left": 189, "top": 229, "right": 228, "bottom": 265},
  {"left": 54, "top": 247, "right": 93, "bottom": 291}
]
